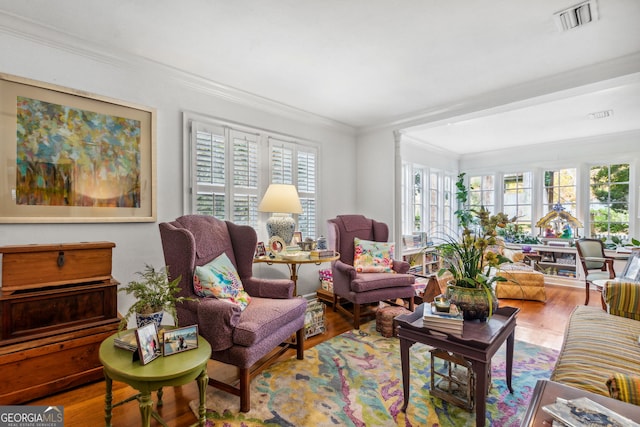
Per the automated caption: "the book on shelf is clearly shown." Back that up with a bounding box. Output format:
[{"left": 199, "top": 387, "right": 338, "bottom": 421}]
[
  {"left": 114, "top": 330, "right": 138, "bottom": 351},
  {"left": 541, "top": 396, "right": 640, "bottom": 427}
]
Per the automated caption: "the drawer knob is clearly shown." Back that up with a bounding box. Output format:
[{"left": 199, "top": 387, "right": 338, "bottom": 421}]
[{"left": 57, "top": 251, "right": 65, "bottom": 267}]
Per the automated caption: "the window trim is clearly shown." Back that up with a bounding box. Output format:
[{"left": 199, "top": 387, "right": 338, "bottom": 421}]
[{"left": 183, "top": 112, "right": 321, "bottom": 239}]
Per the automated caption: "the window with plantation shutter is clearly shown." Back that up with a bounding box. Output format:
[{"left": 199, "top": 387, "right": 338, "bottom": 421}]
[
  {"left": 187, "top": 117, "right": 319, "bottom": 238},
  {"left": 269, "top": 138, "right": 318, "bottom": 239},
  {"left": 194, "top": 124, "right": 226, "bottom": 219}
]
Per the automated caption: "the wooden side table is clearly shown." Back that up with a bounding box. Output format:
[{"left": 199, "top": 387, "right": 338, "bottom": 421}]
[
  {"left": 99, "top": 330, "right": 211, "bottom": 427},
  {"left": 254, "top": 253, "right": 339, "bottom": 295},
  {"left": 396, "top": 304, "right": 519, "bottom": 427}
]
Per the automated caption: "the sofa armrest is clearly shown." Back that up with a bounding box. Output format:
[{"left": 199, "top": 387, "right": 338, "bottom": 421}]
[
  {"left": 603, "top": 280, "right": 640, "bottom": 320},
  {"left": 196, "top": 297, "right": 242, "bottom": 351},
  {"left": 242, "top": 277, "right": 294, "bottom": 299},
  {"left": 392, "top": 259, "right": 411, "bottom": 274},
  {"left": 332, "top": 260, "right": 356, "bottom": 295}
]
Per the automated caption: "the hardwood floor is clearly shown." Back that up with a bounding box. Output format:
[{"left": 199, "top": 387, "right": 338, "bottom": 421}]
[{"left": 30, "top": 285, "right": 598, "bottom": 426}]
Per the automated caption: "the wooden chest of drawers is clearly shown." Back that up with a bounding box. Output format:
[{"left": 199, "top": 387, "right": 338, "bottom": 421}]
[{"left": 0, "top": 242, "right": 120, "bottom": 404}]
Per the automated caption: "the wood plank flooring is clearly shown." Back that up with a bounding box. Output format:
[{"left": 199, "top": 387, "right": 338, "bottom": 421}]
[{"left": 30, "top": 284, "right": 597, "bottom": 426}]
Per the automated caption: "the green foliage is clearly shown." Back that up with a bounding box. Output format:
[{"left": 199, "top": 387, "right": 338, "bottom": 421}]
[
  {"left": 590, "top": 164, "right": 629, "bottom": 213},
  {"left": 438, "top": 206, "right": 514, "bottom": 290},
  {"left": 454, "top": 173, "right": 473, "bottom": 229},
  {"left": 498, "top": 223, "right": 541, "bottom": 244},
  {"left": 118, "top": 264, "right": 190, "bottom": 331}
]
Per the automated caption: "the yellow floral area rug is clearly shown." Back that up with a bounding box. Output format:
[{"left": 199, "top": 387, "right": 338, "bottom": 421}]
[{"left": 190, "top": 321, "right": 558, "bottom": 426}]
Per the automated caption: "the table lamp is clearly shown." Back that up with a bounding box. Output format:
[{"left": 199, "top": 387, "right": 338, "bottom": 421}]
[{"left": 258, "top": 184, "right": 303, "bottom": 245}]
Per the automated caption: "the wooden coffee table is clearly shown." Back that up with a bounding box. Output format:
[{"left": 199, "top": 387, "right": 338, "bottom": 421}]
[
  {"left": 396, "top": 304, "right": 519, "bottom": 427},
  {"left": 521, "top": 379, "right": 640, "bottom": 426}
]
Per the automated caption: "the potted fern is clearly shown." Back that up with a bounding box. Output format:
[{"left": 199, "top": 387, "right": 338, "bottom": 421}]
[{"left": 118, "top": 264, "right": 189, "bottom": 331}]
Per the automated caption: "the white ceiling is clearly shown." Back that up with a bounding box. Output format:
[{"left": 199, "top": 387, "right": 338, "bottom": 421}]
[{"left": 1, "top": 0, "right": 639, "bottom": 154}]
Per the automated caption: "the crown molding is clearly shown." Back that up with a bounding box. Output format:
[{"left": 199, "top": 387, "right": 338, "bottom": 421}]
[{"left": 0, "top": 11, "right": 354, "bottom": 136}]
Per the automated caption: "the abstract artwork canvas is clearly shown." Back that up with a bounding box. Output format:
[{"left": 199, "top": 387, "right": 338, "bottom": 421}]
[{"left": 0, "top": 73, "right": 155, "bottom": 222}]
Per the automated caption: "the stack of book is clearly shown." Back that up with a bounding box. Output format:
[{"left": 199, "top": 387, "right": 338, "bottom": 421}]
[
  {"left": 114, "top": 330, "right": 138, "bottom": 351},
  {"left": 422, "top": 303, "right": 463, "bottom": 336},
  {"left": 542, "top": 396, "right": 639, "bottom": 427},
  {"left": 310, "top": 249, "right": 335, "bottom": 259}
]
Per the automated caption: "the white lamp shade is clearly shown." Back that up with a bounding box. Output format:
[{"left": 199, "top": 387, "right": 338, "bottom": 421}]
[{"left": 258, "top": 184, "right": 303, "bottom": 214}]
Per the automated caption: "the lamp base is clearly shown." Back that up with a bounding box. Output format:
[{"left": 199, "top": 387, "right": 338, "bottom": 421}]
[{"left": 266, "top": 214, "right": 296, "bottom": 245}]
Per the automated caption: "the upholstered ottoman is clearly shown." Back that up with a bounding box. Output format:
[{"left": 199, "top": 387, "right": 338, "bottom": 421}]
[
  {"left": 376, "top": 305, "right": 412, "bottom": 338},
  {"left": 495, "top": 264, "right": 546, "bottom": 302}
]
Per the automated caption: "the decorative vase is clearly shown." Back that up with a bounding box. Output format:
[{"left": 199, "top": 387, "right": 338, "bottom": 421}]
[
  {"left": 446, "top": 283, "right": 498, "bottom": 322},
  {"left": 136, "top": 310, "right": 164, "bottom": 329}
]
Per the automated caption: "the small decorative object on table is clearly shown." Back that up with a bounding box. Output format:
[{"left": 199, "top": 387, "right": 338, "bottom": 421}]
[
  {"left": 433, "top": 295, "right": 451, "bottom": 312},
  {"left": 162, "top": 325, "right": 199, "bottom": 356},
  {"left": 316, "top": 235, "right": 328, "bottom": 250},
  {"left": 118, "top": 264, "right": 191, "bottom": 330},
  {"left": 268, "top": 236, "right": 286, "bottom": 256},
  {"left": 135, "top": 322, "right": 161, "bottom": 365}
]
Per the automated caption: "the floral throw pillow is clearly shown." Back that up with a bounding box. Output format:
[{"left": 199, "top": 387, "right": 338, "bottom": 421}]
[
  {"left": 193, "top": 253, "right": 251, "bottom": 310},
  {"left": 353, "top": 238, "right": 394, "bottom": 273}
]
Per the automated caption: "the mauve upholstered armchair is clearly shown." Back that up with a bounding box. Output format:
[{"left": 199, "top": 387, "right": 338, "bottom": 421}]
[
  {"left": 327, "top": 214, "right": 415, "bottom": 329},
  {"left": 159, "top": 215, "right": 306, "bottom": 412}
]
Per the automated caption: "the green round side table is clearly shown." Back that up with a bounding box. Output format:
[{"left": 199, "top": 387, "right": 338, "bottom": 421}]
[{"left": 99, "top": 329, "right": 211, "bottom": 427}]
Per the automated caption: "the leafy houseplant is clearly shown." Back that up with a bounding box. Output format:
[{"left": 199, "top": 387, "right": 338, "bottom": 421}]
[
  {"left": 438, "top": 173, "right": 514, "bottom": 320},
  {"left": 118, "top": 264, "right": 189, "bottom": 331}
]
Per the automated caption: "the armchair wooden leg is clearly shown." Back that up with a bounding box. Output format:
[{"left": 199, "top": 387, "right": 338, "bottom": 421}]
[
  {"left": 333, "top": 294, "right": 338, "bottom": 312},
  {"left": 239, "top": 368, "right": 250, "bottom": 413},
  {"left": 353, "top": 303, "right": 361, "bottom": 329},
  {"left": 409, "top": 297, "right": 415, "bottom": 312},
  {"left": 296, "top": 328, "right": 305, "bottom": 359},
  {"left": 585, "top": 282, "right": 591, "bottom": 305}
]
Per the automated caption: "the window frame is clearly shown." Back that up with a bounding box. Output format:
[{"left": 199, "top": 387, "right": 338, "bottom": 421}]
[{"left": 184, "top": 113, "right": 320, "bottom": 240}]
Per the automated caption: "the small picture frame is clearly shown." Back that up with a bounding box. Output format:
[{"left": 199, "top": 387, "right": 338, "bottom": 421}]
[
  {"left": 292, "top": 231, "right": 303, "bottom": 246},
  {"left": 621, "top": 250, "right": 640, "bottom": 282},
  {"left": 256, "top": 241, "right": 266, "bottom": 258},
  {"left": 163, "top": 325, "right": 199, "bottom": 356},
  {"left": 268, "top": 236, "right": 286, "bottom": 255},
  {"left": 135, "top": 323, "right": 161, "bottom": 365}
]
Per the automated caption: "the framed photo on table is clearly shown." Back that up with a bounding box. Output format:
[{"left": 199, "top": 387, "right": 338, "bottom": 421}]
[
  {"left": 0, "top": 73, "right": 156, "bottom": 223},
  {"left": 163, "top": 325, "right": 199, "bottom": 356},
  {"left": 135, "top": 323, "right": 161, "bottom": 365},
  {"left": 621, "top": 250, "right": 640, "bottom": 282},
  {"left": 292, "top": 231, "right": 303, "bottom": 246}
]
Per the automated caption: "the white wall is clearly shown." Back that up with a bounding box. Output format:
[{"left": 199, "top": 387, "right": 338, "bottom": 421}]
[{"left": 0, "top": 24, "right": 358, "bottom": 317}]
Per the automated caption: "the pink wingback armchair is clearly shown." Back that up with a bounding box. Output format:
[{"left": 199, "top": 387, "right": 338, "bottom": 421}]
[
  {"left": 159, "top": 215, "right": 306, "bottom": 412},
  {"left": 327, "top": 214, "right": 415, "bottom": 328}
]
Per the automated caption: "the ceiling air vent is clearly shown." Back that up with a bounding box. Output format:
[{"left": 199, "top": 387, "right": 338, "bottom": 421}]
[
  {"left": 587, "top": 109, "right": 613, "bottom": 120},
  {"left": 554, "top": 1, "right": 598, "bottom": 31}
]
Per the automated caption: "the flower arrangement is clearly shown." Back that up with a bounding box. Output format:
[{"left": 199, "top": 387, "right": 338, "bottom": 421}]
[
  {"left": 438, "top": 207, "right": 513, "bottom": 290},
  {"left": 438, "top": 172, "right": 516, "bottom": 288}
]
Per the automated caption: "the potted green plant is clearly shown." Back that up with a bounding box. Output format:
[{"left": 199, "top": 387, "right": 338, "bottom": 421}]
[
  {"left": 437, "top": 173, "right": 514, "bottom": 321},
  {"left": 118, "top": 264, "right": 190, "bottom": 331}
]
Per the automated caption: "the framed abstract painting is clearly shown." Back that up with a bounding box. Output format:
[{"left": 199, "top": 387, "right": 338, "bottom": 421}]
[{"left": 0, "top": 73, "right": 156, "bottom": 223}]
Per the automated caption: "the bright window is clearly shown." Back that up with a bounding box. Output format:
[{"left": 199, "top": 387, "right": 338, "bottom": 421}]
[
  {"left": 401, "top": 164, "right": 455, "bottom": 237},
  {"left": 502, "top": 172, "right": 533, "bottom": 234},
  {"left": 189, "top": 118, "right": 318, "bottom": 238},
  {"left": 543, "top": 168, "right": 577, "bottom": 216},
  {"left": 468, "top": 175, "right": 495, "bottom": 214},
  {"left": 589, "top": 163, "right": 630, "bottom": 241}
]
